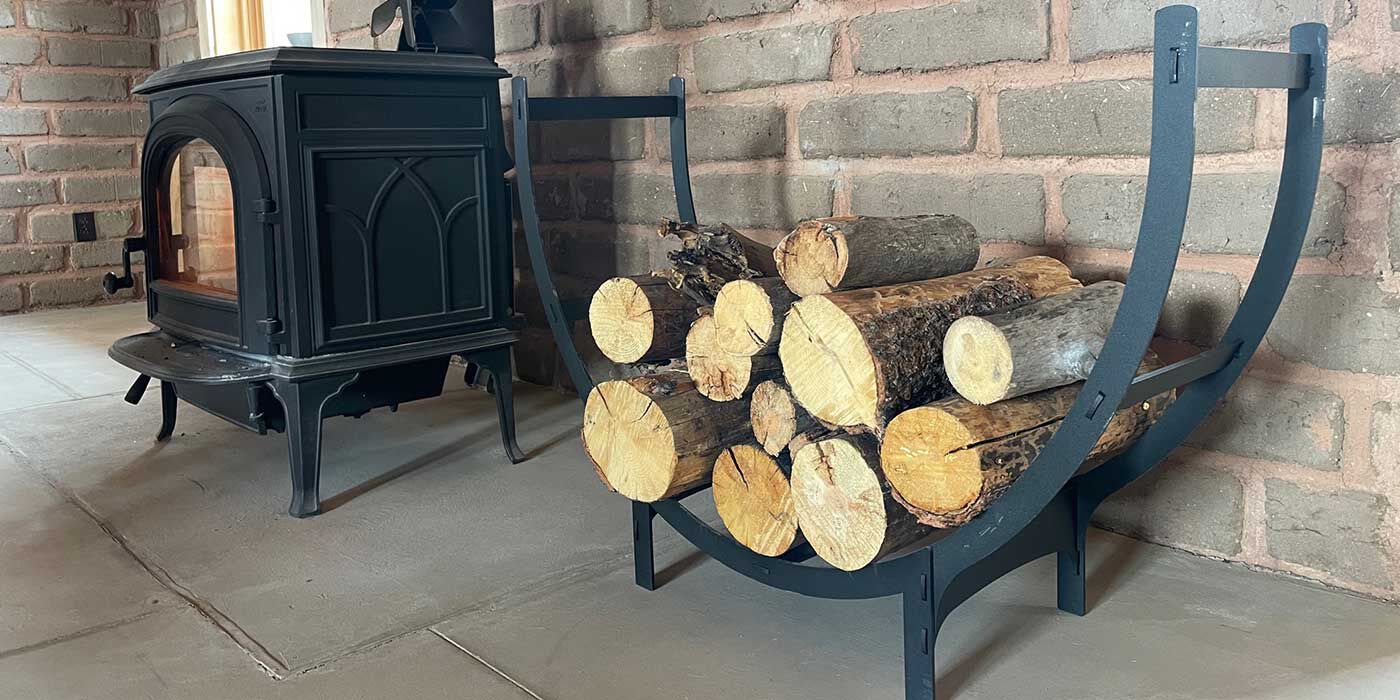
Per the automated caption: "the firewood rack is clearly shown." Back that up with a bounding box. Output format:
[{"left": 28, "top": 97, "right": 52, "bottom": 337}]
[{"left": 512, "top": 6, "right": 1328, "bottom": 698}]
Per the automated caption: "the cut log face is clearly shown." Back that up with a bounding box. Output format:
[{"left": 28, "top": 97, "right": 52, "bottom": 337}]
[
  {"left": 713, "top": 443, "right": 800, "bottom": 557},
  {"left": 589, "top": 276, "right": 695, "bottom": 364},
  {"left": 713, "top": 277, "right": 798, "bottom": 356},
  {"left": 687, "top": 315, "right": 781, "bottom": 401},
  {"left": 945, "top": 281, "right": 1125, "bottom": 405},
  {"left": 779, "top": 256, "right": 1082, "bottom": 433},
  {"left": 658, "top": 219, "right": 779, "bottom": 305},
  {"left": 774, "top": 215, "right": 980, "bottom": 297},
  {"left": 582, "top": 373, "right": 752, "bottom": 502},
  {"left": 750, "top": 379, "right": 818, "bottom": 456},
  {"left": 790, "top": 435, "right": 931, "bottom": 572},
  {"left": 882, "top": 362, "right": 1172, "bottom": 528}
]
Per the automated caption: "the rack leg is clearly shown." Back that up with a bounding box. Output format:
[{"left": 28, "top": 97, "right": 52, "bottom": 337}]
[
  {"left": 903, "top": 565, "right": 939, "bottom": 700},
  {"left": 633, "top": 500, "right": 657, "bottom": 591},
  {"left": 156, "top": 381, "right": 178, "bottom": 442},
  {"left": 1057, "top": 492, "right": 1090, "bottom": 616}
]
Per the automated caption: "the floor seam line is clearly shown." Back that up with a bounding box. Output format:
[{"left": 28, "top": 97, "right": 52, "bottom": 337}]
[
  {"left": 0, "top": 609, "right": 166, "bottom": 662},
  {"left": 0, "top": 389, "right": 130, "bottom": 418},
  {"left": 0, "top": 348, "right": 86, "bottom": 399},
  {"left": 0, "top": 436, "right": 290, "bottom": 680},
  {"left": 428, "top": 628, "right": 549, "bottom": 700}
]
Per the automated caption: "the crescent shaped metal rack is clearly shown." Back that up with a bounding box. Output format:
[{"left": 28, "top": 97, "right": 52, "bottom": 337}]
[{"left": 511, "top": 6, "right": 1328, "bottom": 698}]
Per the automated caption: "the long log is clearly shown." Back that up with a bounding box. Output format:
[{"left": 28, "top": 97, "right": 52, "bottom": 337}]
[
  {"left": 657, "top": 219, "right": 778, "bottom": 306},
  {"left": 882, "top": 363, "right": 1172, "bottom": 528},
  {"left": 945, "top": 281, "right": 1124, "bottom": 405},
  {"left": 589, "top": 276, "right": 697, "bottom": 364},
  {"left": 779, "top": 256, "right": 1082, "bottom": 434},
  {"left": 712, "top": 443, "right": 801, "bottom": 557},
  {"left": 774, "top": 215, "right": 980, "bottom": 297},
  {"left": 790, "top": 435, "right": 933, "bottom": 571},
  {"left": 750, "top": 379, "right": 819, "bottom": 456},
  {"left": 713, "top": 277, "right": 799, "bottom": 356},
  {"left": 582, "top": 372, "right": 751, "bottom": 502},
  {"left": 686, "top": 314, "right": 781, "bottom": 401}
]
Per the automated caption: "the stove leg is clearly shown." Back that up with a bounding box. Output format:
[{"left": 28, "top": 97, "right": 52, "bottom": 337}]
[
  {"left": 270, "top": 374, "right": 357, "bottom": 518},
  {"left": 156, "top": 381, "right": 178, "bottom": 442},
  {"left": 471, "top": 347, "right": 525, "bottom": 463}
]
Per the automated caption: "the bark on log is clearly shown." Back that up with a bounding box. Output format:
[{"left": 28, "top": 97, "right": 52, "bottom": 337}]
[
  {"left": 945, "top": 281, "right": 1125, "bottom": 405},
  {"left": 687, "top": 315, "right": 782, "bottom": 401},
  {"left": 882, "top": 360, "right": 1172, "bottom": 528},
  {"left": 656, "top": 219, "right": 779, "bottom": 306},
  {"left": 774, "top": 215, "right": 980, "bottom": 297},
  {"left": 750, "top": 379, "right": 820, "bottom": 456},
  {"left": 713, "top": 277, "right": 799, "bottom": 356},
  {"left": 589, "top": 276, "right": 698, "bottom": 364},
  {"left": 582, "top": 372, "right": 752, "bottom": 502},
  {"left": 712, "top": 443, "right": 801, "bottom": 557},
  {"left": 790, "top": 434, "right": 933, "bottom": 571},
  {"left": 779, "top": 256, "right": 1082, "bottom": 434}
]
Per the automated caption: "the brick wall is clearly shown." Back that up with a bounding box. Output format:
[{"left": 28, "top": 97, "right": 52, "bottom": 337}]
[
  {"left": 130, "top": 0, "right": 1400, "bottom": 600},
  {"left": 0, "top": 0, "right": 157, "bottom": 311}
]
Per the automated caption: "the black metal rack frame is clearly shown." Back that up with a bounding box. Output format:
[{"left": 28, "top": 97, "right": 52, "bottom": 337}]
[{"left": 513, "top": 7, "right": 1328, "bottom": 699}]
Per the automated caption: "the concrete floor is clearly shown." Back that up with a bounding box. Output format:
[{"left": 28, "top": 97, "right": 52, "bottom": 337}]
[{"left": 1, "top": 304, "right": 1399, "bottom": 699}]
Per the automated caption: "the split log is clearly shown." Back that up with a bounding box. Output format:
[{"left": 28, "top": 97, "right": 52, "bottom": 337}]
[
  {"left": 882, "top": 361, "right": 1172, "bottom": 528},
  {"left": 712, "top": 443, "right": 801, "bottom": 557},
  {"left": 790, "top": 435, "right": 933, "bottom": 571},
  {"left": 750, "top": 379, "right": 819, "bottom": 456},
  {"left": 656, "top": 219, "right": 778, "bottom": 306},
  {"left": 589, "top": 276, "right": 697, "bottom": 364},
  {"left": 774, "top": 215, "right": 980, "bottom": 297},
  {"left": 686, "top": 315, "right": 781, "bottom": 401},
  {"left": 779, "top": 256, "right": 1081, "bottom": 434},
  {"left": 945, "top": 281, "right": 1125, "bottom": 405},
  {"left": 582, "top": 372, "right": 752, "bottom": 502},
  {"left": 713, "top": 277, "right": 799, "bottom": 356}
]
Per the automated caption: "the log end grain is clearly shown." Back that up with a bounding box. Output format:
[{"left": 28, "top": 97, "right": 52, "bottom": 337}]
[
  {"left": 582, "top": 379, "right": 678, "bottom": 502},
  {"left": 589, "top": 277, "right": 695, "bottom": 364},
  {"left": 790, "top": 437, "right": 889, "bottom": 572},
  {"left": 713, "top": 278, "right": 795, "bottom": 356},
  {"left": 713, "top": 444, "right": 800, "bottom": 557},
  {"left": 751, "top": 380, "right": 809, "bottom": 456},
  {"left": 775, "top": 220, "right": 848, "bottom": 297},
  {"left": 881, "top": 405, "right": 987, "bottom": 516},
  {"left": 779, "top": 295, "right": 880, "bottom": 429},
  {"left": 941, "top": 315, "right": 1014, "bottom": 405},
  {"left": 689, "top": 314, "right": 780, "bottom": 401}
]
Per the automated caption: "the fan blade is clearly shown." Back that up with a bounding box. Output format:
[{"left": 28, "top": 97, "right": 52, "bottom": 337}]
[{"left": 370, "top": 0, "right": 399, "bottom": 37}]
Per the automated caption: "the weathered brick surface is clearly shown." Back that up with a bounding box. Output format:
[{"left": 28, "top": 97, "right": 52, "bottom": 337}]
[
  {"left": 578, "top": 171, "right": 675, "bottom": 223},
  {"left": 1096, "top": 463, "right": 1245, "bottom": 556},
  {"left": 0, "top": 284, "right": 20, "bottom": 312},
  {"left": 70, "top": 239, "right": 138, "bottom": 268},
  {"left": 1372, "top": 402, "right": 1400, "bottom": 481},
  {"left": 852, "top": 0, "right": 1048, "bottom": 73},
  {"left": 48, "top": 38, "right": 153, "bottom": 67},
  {"left": 999, "top": 81, "right": 1254, "bottom": 156},
  {"left": 0, "top": 148, "right": 17, "bottom": 176},
  {"left": 1266, "top": 479, "right": 1392, "bottom": 588},
  {"left": 0, "top": 179, "right": 58, "bottom": 208},
  {"left": 0, "top": 212, "right": 15, "bottom": 244},
  {"left": 1268, "top": 276, "right": 1400, "bottom": 375},
  {"left": 1189, "top": 378, "right": 1344, "bottom": 470},
  {"left": 495, "top": 3, "right": 539, "bottom": 53},
  {"left": 326, "top": 0, "right": 378, "bottom": 34},
  {"left": 53, "top": 109, "right": 147, "bottom": 137},
  {"left": 577, "top": 45, "right": 678, "bottom": 96},
  {"left": 0, "top": 35, "right": 40, "bottom": 64},
  {"left": 659, "top": 0, "right": 796, "bottom": 28},
  {"left": 30, "top": 210, "right": 131, "bottom": 243},
  {"left": 159, "top": 34, "right": 198, "bottom": 67},
  {"left": 798, "top": 90, "right": 975, "bottom": 158},
  {"left": 691, "top": 172, "right": 833, "bottom": 229},
  {"left": 1392, "top": 189, "right": 1400, "bottom": 272},
  {"left": 24, "top": 144, "right": 133, "bottom": 172},
  {"left": 1073, "top": 264, "right": 1243, "bottom": 345},
  {"left": 0, "top": 247, "right": 65, "bottom": 276},
  {"left": 0, "top": 108, "right": 49, "bottom": 136},
  {"left": 25, "top": 3, "right": 128, "bottom": 34},
  {"left": 657, "top": 104, "right": 786, "bottom": 162},
  {"left": 1067, "top": 0, "right": 1343, "bottom": 61},
  {"left": 20, "top": 72, "right": 128, "bottom": 102},
  {"left": 1324, "top": 64, "right": 1400, "bottom": 145},
  {"left": 552, "top": 0, "right": 650, "bottom": 42},
  {"left": 1062, "top": 173, "right": 1345, "bottom": 256},
  {"left": 0, "top": 3, "right": 13, "bottom": 29},
  {"left": 851, "top": 173, "right": 1046, "bottom": 244},
  {"left": 1393, "top": 0, "right": 1400, "bottom": 30},
  {"left": 28, "top": 274, "right": 133, "bottom": 306},
  {"left": 504, "top": 58, "right": 565, "bottom": 97},
  {"left": 157, "top": 2, "right": 188, "bottom": 34},
  {"left": 693, "top": 24, "right": 834, "bottom": 93},
  {"left": 530, "top": 175, "right": 574, "bottom": 221},
  {"left": 537, "top": 120, "right": 645, "bottom": 163}
]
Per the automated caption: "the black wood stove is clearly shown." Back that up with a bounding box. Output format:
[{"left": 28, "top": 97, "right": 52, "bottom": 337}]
[{"left": 105, "top": 0, "right": 523, "bottom": 518}]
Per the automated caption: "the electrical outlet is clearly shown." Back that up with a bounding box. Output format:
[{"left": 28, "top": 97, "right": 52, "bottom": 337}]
[{"left": 73, "top": 212, "right": 97, "bottom": 242}]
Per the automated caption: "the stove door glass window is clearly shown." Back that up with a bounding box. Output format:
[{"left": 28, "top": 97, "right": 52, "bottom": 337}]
[{"left": 160, "top": 140, "right": 238, "bottom": 296}]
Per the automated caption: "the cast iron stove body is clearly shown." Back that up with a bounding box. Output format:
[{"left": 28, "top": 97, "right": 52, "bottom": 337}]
[{"left": 105, "top": 5, "right": 523, "bottom": 517}]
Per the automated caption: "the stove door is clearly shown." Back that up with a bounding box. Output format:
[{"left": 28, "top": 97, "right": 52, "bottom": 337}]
[{"left": 142, "top": 94, "right": 280, "bottom": 354}]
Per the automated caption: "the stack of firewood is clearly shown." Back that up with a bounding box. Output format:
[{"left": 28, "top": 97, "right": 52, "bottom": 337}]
[{"left": 582, "top": 216, "right": 1173, "bottom": 570}]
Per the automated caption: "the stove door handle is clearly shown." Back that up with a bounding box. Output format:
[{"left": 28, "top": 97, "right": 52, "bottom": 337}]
[{"left": 102, "top": 236, "right": 146, "bottom": 295}]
